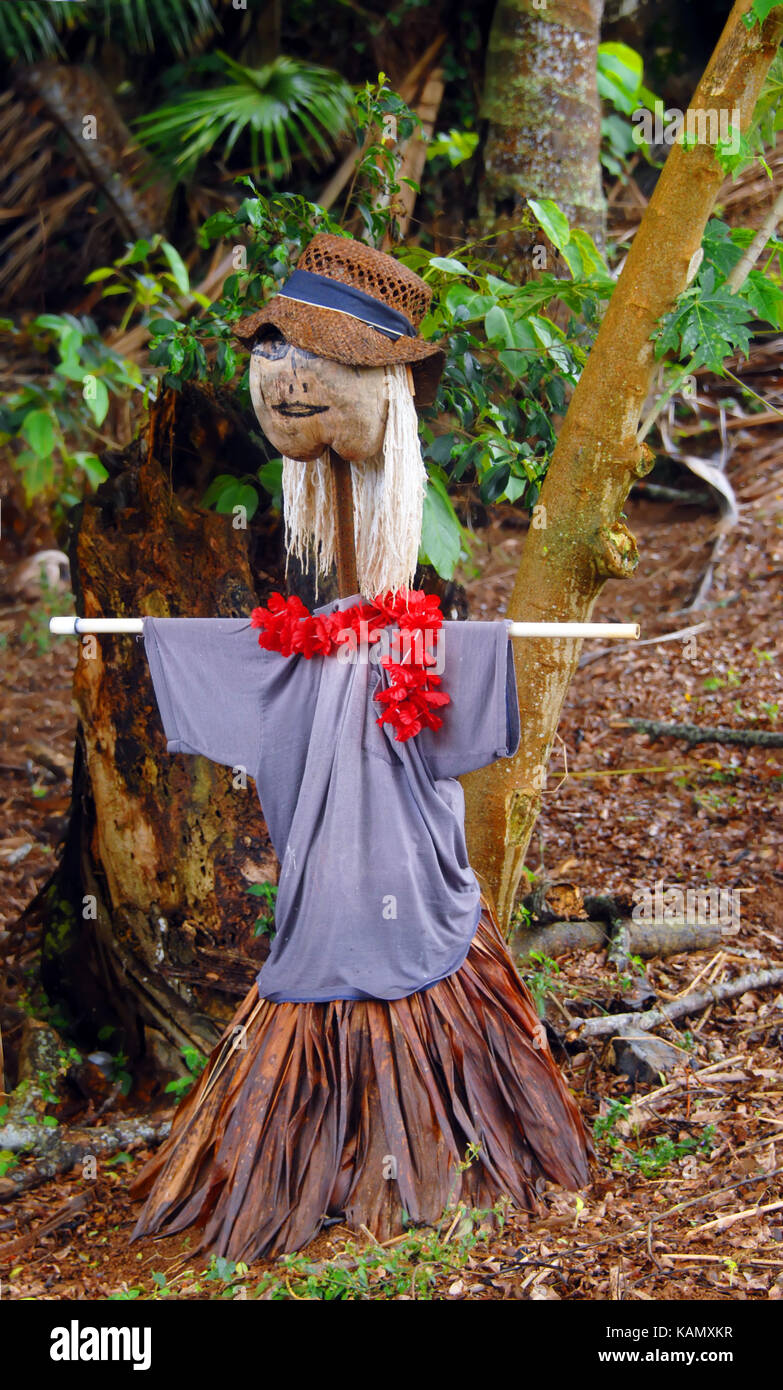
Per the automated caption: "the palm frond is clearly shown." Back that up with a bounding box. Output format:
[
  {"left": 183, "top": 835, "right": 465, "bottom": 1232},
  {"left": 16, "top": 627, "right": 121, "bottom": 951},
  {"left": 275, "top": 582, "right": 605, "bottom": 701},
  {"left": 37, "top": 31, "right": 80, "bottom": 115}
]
[
  {"left": 92, "top": 0, "right": 218, "bottom": 59},
  {"left": 0, "top": 0, "right": 218, "bottom": 65},
  {"left": 134, "top": 53, "right": 353, "bottom": 182},
  {"left": 0, "top": 2, "right": 70, "bottom": 63}
]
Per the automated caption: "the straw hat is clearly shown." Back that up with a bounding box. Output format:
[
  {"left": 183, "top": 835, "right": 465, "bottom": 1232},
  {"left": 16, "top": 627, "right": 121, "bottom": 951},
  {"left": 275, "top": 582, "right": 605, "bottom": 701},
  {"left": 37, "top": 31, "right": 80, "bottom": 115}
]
[{"left": 233, "top": 233, "right": 446, "bottom": 406}]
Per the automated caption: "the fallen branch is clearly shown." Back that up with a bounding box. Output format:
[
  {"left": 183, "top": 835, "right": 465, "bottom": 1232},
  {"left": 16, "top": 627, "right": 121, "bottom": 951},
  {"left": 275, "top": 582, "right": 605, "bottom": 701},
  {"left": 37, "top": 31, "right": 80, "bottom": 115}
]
[
  {"left": 659, "top": 1254, "right": 783, "bottom": 1267},
  {"left": 515, "top": 916, "right": 724, "bottom": 961},
  {"left": 0, "top": 1113, "right": 172, "bottom": 1200},
  {"left": 631, "top": 483, "right": 718, "bottom": 505},
  {"left": 682, "top": 1198, "right": 783, "bottom": 1242},
  {"left": 574, "top": 966, "right": 783, "bottom": 1040},
  {"left": 675, "top": 407, "right": 783, "bottom": 434},
  {"left": 726, "top": 183, "right": 783, "bottom": 292},
  {"left": 0, "top": 1190, "right": 94, "bottom": 1263},
  {"left": 630, "top": 1052, "right": 747, "bottom": 1110},
  {"left": 620, "top": 718, "right": 783, "bottom": 748},
  {"left": 579, "top": 621, "right": 710, "bottom": 668}
]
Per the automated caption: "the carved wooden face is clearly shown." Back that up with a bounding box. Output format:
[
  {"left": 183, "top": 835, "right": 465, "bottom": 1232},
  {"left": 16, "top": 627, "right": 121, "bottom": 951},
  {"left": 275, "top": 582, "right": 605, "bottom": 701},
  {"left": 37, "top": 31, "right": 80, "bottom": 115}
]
[{"left": 249, "top": 328, "right": 388, "bottom": 462}]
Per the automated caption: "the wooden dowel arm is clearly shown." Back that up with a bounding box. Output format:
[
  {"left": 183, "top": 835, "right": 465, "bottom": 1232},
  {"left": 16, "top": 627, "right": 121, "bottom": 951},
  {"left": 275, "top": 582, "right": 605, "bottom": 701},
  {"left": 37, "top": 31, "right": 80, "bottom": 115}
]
[{"left": 49, "top": 617, "right": 640, "bottom": 639}]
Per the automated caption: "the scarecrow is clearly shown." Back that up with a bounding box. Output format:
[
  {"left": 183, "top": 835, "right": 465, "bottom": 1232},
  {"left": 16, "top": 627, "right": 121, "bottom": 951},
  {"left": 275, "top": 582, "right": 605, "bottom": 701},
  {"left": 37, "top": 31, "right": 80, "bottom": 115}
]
[{"left": 117, "top": 236, "right": 596, "bottom": 1258}]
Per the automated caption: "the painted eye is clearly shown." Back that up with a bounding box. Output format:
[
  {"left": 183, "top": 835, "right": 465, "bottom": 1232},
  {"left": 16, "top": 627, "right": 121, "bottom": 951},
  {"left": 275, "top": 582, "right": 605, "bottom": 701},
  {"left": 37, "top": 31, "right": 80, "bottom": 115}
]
[{"left": 252, "top": 327, "right": 289, "bottom": 360}]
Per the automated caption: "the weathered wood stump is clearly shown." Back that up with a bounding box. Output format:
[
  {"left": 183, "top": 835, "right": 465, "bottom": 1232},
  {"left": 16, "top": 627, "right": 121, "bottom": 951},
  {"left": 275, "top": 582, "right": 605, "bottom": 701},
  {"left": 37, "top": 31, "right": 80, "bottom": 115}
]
[{"left": 32, "top": 387, "right": 287, "bottom": 1061}]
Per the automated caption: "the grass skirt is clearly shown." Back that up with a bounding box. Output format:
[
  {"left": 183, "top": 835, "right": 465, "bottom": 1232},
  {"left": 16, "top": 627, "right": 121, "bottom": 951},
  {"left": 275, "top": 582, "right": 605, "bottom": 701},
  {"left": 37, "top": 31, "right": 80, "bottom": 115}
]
[{"left": 130, "top": 905, "right": 592, "bottom": 1263}]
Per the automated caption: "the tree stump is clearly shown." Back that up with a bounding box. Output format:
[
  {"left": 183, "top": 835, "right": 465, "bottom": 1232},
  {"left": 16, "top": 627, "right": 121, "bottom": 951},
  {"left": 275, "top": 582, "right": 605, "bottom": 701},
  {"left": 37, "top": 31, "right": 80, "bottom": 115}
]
[{"left": 31, "top": 386, "right": 287, "bottom": 1060}]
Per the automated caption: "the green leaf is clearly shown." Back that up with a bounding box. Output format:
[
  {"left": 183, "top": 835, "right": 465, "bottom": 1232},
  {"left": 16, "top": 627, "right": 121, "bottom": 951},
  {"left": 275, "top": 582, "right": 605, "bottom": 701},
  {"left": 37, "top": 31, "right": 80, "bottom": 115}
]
[
  {"left": 428, "top": 256, "right": 471, "bottom": 276},
  {"left": 509, "top": 318, "right": 537, "bottom": 350},
  {"left": 561, "top": 239, "right": 584, "bottom": 279},
  {"left": 83, "top": 377, "right": 110, "bottom": 426},
  {"left": 498, "top": 349, "right": 529, "bottom": 378},
  {"left": 443, "top": 284, "right": 493, "bottom": 322},
  {"left": 198, "top": 209, "right": 238, "bottom": 246},
  {"left": 118, "top": 239, "right": 151, "bottom": 266},
  {"left": 527, "top": 198, "right": 570, "bottom": 252},
  {"left": 247, "top": 882, "right": 277, "bottom": 898},
  {"left": 597, "top": 42, "right": 644, "bottom": 116},
  {"left": 565, "top": 228, "right": 612, "bottom": 280},
  {"left": 205, "top": 478, "right": 259, "bottom": 518},
  {"left": 700, "top": 219, "right": 743, "bottom": 278},
  {"left": 257, "top": 458, "right": 283, "bottom": 501},
  {"left": 32, "top": 313, "right": 70, "bottom": 335},
  {"left": 105, "top": 1145, "right": 134, "bottom": 1167},
  {"left": 655, "top": 267, "right": 754, "bottom": 371},
  {"left": 21, "top": 410, "right": 55, "bottom": 458},
  {"left": 215, "top": 340, "right": 237, "bottom": 384},
  {"left": 220, "top": 483, "right": 259, "bottom": 518},
  {"left": 201, "top": 473, "right": 241, "bottom": 508},
  {"left": 479, "top": 462, "right": 511, "bottom": 503},
  {"left": 528, "top": 314, "right": 556, "bottom": 349},
  {"left": 161, "top": 241, "right": 190, "bottom": 295},
  {"left": 20, "top": 450, "right": 55, "bottom": 500},
  {"left": 426, "top": 433, "right": 457, "bottom": 467},
  {"left": 484, "top": 305, "right": 514, "bottom": 347},
  {"left": 59, "top": 325, "right": 84, "bottom": 363},
  {"left": 744, "top": 0, "right": 781, "bottom": 27},
  {"left": 420, "top": 472, "right": 462, "bottom": 579},
  {"left": 426, "top": 128, "right": 478, "bottom": 167},
  {"left": 73, "top": 451, "right": 109, "bottom": 488},
  {"left": 743, "top": 268, "right": 783, "bottom": 327},
  {"left": 83, "top": 267, "right": 116, "bottom": 284},
  {"left": 504, "top": 473, "right": 528, "bottom": 504}
]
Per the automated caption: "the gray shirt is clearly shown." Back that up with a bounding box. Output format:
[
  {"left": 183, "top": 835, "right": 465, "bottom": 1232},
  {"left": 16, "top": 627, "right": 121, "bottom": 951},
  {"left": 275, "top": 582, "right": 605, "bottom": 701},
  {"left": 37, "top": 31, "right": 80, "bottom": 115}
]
[{"left": 141, "top": 596, "right": 520, "bottom": 1003}]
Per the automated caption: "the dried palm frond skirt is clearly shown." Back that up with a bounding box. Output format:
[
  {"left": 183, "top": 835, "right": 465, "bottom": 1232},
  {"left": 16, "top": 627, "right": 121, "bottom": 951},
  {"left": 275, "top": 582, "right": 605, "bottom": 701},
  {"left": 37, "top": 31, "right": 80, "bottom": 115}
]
[{"left": 130, "top": 904, "right": 592, "bottom": 1263}]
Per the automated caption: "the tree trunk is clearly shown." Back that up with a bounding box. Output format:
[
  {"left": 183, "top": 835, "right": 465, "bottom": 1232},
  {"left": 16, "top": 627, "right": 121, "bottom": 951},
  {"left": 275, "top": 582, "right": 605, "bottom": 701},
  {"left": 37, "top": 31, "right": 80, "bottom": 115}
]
[
  {"left": 480, "top": 0, "right": 607, "bottom": 262},
  {"left": 462, "top": 0, "right": 783, "bottom": 929},
  {"left": 33, "top": 387, "right": 284, "bottom": 1062}
]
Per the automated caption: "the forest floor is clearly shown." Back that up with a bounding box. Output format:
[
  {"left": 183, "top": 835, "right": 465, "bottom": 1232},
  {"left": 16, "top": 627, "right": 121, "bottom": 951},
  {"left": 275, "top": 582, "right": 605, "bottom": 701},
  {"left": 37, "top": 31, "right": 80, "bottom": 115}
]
[{"left": 0, "top": 416, "right": 781, "bottom": 1301}]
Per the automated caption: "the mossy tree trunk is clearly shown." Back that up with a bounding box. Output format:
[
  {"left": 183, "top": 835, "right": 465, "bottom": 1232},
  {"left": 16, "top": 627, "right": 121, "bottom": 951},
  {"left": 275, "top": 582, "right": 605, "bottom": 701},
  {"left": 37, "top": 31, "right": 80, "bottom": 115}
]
[
  {"left": 463, "top": 0, "right": 783, "bottom": 932},
  {"left": 38, "top": 387, "right": 283, "bottom": 1064},
  {"left": 480, "top": 0, "right": 607, "bottom": 264}
]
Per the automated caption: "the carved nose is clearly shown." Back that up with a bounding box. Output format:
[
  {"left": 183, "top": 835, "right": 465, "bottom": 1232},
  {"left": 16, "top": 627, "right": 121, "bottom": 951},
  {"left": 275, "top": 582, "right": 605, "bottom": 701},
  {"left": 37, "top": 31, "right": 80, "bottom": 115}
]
[{"left": 263, "top": 379, "right": 313, "bottom": 407}]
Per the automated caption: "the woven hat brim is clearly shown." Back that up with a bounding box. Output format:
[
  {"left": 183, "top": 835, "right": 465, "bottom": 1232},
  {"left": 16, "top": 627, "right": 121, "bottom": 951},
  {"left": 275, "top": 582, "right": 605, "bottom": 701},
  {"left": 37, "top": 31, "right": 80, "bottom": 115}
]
[{"left": 233, "top": 297, "right": 445, "bottom": 406}]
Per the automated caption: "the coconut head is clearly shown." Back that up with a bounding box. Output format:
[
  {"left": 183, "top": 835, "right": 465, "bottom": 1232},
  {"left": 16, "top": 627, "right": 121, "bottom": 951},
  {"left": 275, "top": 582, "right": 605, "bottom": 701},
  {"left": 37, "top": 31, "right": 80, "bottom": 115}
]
[{"left": 249, "top": 328, "right": 388, "bottom": 463}]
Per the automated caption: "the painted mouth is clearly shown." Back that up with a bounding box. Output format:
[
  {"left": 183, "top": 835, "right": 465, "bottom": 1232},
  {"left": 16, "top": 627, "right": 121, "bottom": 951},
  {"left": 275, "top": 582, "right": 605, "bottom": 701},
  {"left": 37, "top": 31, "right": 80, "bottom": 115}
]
[{"left": 274, "top": 403, "right": 329, "bottom": 417}]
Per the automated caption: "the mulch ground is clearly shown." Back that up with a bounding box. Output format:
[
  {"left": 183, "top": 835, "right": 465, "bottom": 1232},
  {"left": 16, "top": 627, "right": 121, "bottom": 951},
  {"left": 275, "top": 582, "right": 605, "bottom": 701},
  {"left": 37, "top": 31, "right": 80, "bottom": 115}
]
[{"left": 0, "top": 415, "right": 781, "bottom": 1301}]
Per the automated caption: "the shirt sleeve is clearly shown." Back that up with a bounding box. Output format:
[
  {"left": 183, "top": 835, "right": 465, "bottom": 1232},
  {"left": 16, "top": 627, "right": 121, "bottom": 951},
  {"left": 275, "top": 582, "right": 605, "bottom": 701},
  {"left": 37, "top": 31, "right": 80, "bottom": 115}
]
[
  {"left": 415, "top": 620, "right": 520, "bottom": 780},
  {"left": 141, "top": 617, "right": 266, "bottom": 774}
]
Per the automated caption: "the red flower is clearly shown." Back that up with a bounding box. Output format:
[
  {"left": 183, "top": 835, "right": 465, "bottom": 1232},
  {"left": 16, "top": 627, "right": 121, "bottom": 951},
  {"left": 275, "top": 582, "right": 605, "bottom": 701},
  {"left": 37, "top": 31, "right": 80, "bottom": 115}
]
[{"left": 250, "top": 589, "right": 451, "bottom": 742}]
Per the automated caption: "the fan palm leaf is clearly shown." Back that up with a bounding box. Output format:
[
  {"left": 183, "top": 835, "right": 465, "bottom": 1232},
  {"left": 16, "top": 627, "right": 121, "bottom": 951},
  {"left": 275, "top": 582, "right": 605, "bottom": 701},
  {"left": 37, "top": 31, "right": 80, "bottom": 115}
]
[{"left": 134, "top": 52, "right": 353, "bottom": 182}]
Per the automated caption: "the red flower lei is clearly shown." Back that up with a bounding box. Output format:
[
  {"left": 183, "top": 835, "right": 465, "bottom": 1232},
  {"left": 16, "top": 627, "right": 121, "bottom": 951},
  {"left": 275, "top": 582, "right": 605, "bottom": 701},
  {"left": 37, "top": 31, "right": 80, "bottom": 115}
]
[{"left": 250, "top": 589, "right": 450, "bottom": 743}]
